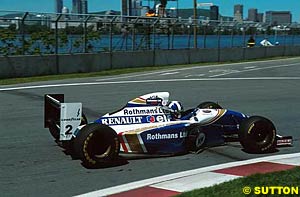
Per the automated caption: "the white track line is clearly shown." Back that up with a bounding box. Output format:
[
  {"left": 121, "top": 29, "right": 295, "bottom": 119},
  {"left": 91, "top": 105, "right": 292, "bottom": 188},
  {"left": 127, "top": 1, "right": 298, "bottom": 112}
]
[
  {"left": 74, "top": 153, "right": 300, "bottom": 197},
  {"left": 160, "top": 72, "right": 180, "bottom": 76},
  {"left": 93, "top": 57, "right": 300, "bottom": 82},
  {"left": 209, "top": 62, "right": 300, "bottom": 77},
  {"left": 1, "top": 77, "right": 300, "bottom": 92}
]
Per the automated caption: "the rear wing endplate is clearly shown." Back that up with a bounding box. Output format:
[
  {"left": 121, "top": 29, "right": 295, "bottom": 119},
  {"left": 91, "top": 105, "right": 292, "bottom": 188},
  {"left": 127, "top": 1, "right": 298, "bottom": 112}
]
[{"left": 44, "top": 94, "right": 82, "bottom": 141}]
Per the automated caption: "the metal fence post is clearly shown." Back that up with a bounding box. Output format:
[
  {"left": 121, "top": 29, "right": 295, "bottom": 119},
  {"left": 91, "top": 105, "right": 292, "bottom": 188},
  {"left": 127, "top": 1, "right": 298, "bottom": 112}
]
[
  {"left": 55, "top": 14, "right": 62, "bottom": 55},
  {"left": 217, "top": 27, "right": 221, "bottom": 62},
  {"left": 109, "top": 16, "right": 117, "bottom": 53},
  {"left": 193, "top": 0, "right": 198, "bottom": 48},
  {"left": 231, "top": 29, "right": 234, "bottom": 47},
  {"left": 21, "top": 12, "right": 29, "bottom": 55},
  {"left": 203, "top": 25, "right": 207, "bottom": 48},
  {"left": 84, "top": 16, "right": 91, "bottom": 53},
  {"left": 171, "top": 20, "right": 176, "bottom": 49}
]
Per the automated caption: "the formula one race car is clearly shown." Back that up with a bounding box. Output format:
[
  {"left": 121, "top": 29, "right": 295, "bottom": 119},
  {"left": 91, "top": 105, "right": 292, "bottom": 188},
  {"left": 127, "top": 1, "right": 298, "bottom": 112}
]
[{"left": 44, "top": 92, "right": 293, "bottom": 167}]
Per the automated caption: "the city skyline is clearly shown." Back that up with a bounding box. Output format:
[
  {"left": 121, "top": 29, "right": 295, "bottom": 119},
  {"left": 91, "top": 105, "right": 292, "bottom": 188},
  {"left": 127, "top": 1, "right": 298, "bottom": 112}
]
[{"left": 0, "top": 0, "right": 299, "bottom": 22}]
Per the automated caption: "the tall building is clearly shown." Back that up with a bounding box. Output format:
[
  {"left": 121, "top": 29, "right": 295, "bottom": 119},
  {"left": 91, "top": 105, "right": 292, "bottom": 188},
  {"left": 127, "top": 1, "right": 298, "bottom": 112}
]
[
  {"left": 265, "top": 11, "right": 292, "bottom": 25},
  {"left": 121, "top": 0, "right": 142, "bottom": 16},
  {"left": 210, "top": 5, "right": 219, "bottom": 21},
  {"left": 55, "top": 0, "right": 63, "bottom": 13},
  {"left": 71, "top": 0, "right": 88, "bottom": 15},
  {"left": 257, "top": 13, "right": 264, "bottom": 22},
  {"left": 234, "top": 4, "right": 243, "bottom": 22},
  {"left": 81, "top": 0, "right": 88, "bottom": 14},
  {"left": 248, "top": 8, "right": 257, "bottom": 22},
  {"left": 72, "top": 0, "right": 81, "bottom": 14},
  {"left": 132, "top": 0, "right": 142, "bottom": 16},
  {"left": 121, "top": 0, "right": 128, "bottom": 16}
]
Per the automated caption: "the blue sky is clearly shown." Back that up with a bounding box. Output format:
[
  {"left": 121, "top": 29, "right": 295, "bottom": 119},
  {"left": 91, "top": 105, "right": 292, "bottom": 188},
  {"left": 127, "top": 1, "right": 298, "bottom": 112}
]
[{"left": 0, "top": 0, "right": 299, "bottom": 22}]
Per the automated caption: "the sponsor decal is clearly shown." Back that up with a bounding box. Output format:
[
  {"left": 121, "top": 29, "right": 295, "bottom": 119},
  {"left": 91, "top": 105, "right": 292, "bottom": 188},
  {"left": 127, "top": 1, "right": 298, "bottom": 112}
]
[
  {"left": 242, "top": 186, "right": 299, "bottom": 195},
  {"left": 146, "top": 131, "right": 187, "bottom": 140},
  {"left": 146, "top": 96, "right": 163, "bottom": 105},
  {"left": 61, "top": 117, "right": 81, "bottom": 121},
  {"left": 147, "top": 115, "right": 156, "bottom": 123},
  {"left": 146, "top": 115, "right": 168, "bottom": 123},
  {"left": 123, "top": 108, "right": 163, "bottom": 115},
  {"left": 203, "top": 109, "right": 212, "bottom": 113},
  {"left": 101, "top": 117, "right": 143, "bottom": 125}
]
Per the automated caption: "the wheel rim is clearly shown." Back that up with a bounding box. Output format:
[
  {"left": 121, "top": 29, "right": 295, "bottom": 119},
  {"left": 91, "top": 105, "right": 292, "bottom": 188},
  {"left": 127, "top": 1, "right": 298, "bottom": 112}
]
[
  {"left": 85, "top": 132, "right": 112, "bottom": 159},
  {"left": 195, "top": 132, "right": 206, "bottom": 148},
  {"left": 250, "top": 122, "right": 273, "bottom": 145}
]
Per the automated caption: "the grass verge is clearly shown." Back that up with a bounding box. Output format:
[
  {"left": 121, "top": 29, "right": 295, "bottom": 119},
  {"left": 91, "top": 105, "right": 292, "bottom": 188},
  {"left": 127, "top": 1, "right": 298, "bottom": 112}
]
[
  {"left": 0, "top": 56, "right": 295, "bottom": 85},
  {"left": 177, "top": 167, "right": 300, "bottom": 197}
]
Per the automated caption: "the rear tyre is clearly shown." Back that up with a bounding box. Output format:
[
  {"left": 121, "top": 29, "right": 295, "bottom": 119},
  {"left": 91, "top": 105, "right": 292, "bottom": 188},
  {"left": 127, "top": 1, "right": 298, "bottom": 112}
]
[
  {"left": 239, "top": 116, "right": 276, "bottom": 153},
  {"left": 73, "top": 123, "right": 120, "bottom": 167},
  {"left": 198, "top": 102, "right": 222, "bottom": 109}
]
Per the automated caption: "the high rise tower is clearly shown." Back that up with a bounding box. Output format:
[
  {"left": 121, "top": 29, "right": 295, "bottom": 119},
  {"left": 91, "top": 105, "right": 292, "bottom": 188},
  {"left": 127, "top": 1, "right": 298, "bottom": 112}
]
[
  {"left": 234, "top": 4, "right": 243, "bottom": 22},
  {"left": 210, "top": 5, "right": 219, "bottom": 21},
  {"left": 72, "top": 0, "right": 81, "bottom": 14},
  {"left": 121, "top": 0, "right": 128, "bottom": 16},
  {"left": 81, "top": 0, "right": 88, "bottom": 14},
  {"left": 55, "top": 0, "right": 63, "bottom": 13},
  {"left": 248, "top": 8, "right": 258, "bottom": 22}
]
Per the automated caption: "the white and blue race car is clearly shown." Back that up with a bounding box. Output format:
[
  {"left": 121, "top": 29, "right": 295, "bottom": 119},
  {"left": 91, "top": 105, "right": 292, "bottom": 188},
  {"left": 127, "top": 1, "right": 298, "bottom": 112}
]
[{"left": 44, "top": 92, "right": 293, "bottom": 167}]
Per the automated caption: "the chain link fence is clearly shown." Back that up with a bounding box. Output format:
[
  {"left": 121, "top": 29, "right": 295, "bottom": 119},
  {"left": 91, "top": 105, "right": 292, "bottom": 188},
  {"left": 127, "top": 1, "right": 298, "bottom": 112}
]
[{"left": 1, "top": 10, "right": 300, "bottom": 56}]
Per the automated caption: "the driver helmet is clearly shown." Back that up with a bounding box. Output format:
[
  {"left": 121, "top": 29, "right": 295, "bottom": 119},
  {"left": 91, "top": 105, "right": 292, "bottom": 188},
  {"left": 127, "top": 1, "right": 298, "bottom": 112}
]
[{"left": 168, "top": 101, "right": 184, "bottom": 119}]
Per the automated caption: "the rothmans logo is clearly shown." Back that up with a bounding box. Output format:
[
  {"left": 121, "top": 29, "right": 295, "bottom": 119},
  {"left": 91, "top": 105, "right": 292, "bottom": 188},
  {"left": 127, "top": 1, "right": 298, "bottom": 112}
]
[
  {"left": 147, "top": 131, "right": 187, "bottom": 140},
  {"left": 124, "top": 108, "right": 163, "bottom": 115}
]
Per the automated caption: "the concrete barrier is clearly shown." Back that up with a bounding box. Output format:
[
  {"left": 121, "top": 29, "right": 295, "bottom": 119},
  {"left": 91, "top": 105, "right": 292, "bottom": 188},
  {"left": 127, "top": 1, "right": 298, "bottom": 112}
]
[
  {"left": 111, "top": 51, "right": 154, "bottom": 69},
  {"left": 189, "top": 48, "right": 218, "bottom": 63},
  {"left": 284, "top": 45, "right": 300, "bottom": 56},
  {"left": 244, "top": 47, "right": 266, "bottom": 60},
  {"left": 154, "top": 49, "right": 190, "bottom": 66},
  {"left": 219, "top": 47, "right": 244, "bottom": 62},
  {"left": 58, "top": 53, "right": 111, "bottom": 74},
  {"left": 1, "top": 46, "right": 300, "bottom": 79},
  {"left": 266, "top": 46, "right": 285, "bottom": 57},
  {"left": 0, "top": 55, "right": 56, "bottom": 78}
]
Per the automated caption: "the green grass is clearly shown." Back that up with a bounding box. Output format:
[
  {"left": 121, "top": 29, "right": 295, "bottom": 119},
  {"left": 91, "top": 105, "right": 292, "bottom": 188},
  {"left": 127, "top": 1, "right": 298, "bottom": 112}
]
[
  {"left": 0, "top": 56, "right": 295, "bottom": 85},
  {"left": 178, "top": 167, "right": 300, "bottom": 197}
]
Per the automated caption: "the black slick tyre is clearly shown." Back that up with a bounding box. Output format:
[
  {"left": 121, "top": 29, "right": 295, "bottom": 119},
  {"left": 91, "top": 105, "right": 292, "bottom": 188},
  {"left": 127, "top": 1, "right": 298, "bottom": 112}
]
[
  {"left": 73, "top": 123, "right": 120, "bottom": 167},
  {"left": 239, "top": 116, "right": 276, "bottom": 153},
  {"left": 198, "top": 102, "right": 222, "bottom": 109}
]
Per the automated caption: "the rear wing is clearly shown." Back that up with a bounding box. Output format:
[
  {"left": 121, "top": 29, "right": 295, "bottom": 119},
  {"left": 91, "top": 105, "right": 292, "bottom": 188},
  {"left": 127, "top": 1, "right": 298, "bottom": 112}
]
[{"left": 44, "top": 94, "right": 82, "bottom": 141}]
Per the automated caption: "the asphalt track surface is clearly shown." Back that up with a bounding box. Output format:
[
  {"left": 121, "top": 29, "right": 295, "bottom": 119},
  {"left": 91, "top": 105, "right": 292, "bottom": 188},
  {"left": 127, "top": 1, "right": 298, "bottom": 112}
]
[{"left": 0, "top": 57, "right": 300, "bottom": 197}]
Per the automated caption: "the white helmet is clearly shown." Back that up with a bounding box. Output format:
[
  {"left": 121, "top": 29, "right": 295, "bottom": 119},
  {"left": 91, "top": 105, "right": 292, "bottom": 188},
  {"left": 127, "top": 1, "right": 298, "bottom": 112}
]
[{"left": 168, "top": 101, "right": 184, "bottom": 119}]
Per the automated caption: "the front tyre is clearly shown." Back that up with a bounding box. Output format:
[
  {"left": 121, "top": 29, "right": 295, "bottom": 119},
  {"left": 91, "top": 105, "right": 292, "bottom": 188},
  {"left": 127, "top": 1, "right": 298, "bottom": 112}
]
[
  {"left": 73, "top": 123, "right": 120, "bottom": 167},
  {"left": 239, "top": 116, "right": 276, "bottom": 153}
]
